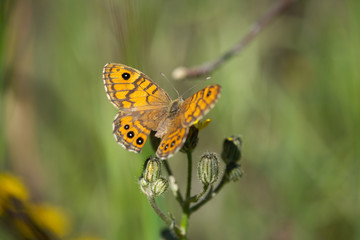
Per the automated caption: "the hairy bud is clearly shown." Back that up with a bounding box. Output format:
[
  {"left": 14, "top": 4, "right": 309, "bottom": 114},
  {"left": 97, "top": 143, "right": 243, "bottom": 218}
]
[
  {"left": 226, "top": 162, "right": 243, "bottom": 182},
  {"left": 198, "top": 152, "right": 219, "bottom": 185},
  {"left": 151, "top": 178, "right": 169, "bottom": 197},
  {"left": 221, "top": 136, "right": 242, "bottom": 164},
  {"left": 143, "top": 156, "right": 161, "bottom": 183}
]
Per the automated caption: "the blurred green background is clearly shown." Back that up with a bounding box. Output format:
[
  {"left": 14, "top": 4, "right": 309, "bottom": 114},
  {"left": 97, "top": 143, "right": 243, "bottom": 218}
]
[{"left": 1, "top": 0, "right": 359, "bottom": 239}]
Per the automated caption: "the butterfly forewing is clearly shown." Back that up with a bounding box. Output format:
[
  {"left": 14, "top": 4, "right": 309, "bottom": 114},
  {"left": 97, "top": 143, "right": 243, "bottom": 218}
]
[
  {"left": 180, "top": 84, "right": 221, "bottom": 127},
  {"left": 103, "top": 63, "right": 171, "bottom": 111}
]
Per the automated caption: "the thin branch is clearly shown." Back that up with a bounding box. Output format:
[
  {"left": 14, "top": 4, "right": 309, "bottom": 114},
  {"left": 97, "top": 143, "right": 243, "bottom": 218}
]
[{"left": 172, "top": 0, "right": 295, "bottom": 80}]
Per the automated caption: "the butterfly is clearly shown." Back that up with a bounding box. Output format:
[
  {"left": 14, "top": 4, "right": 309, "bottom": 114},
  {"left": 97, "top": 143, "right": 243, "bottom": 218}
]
[{"left": 103, "top": 63, "right": 221, "bottom": 159}]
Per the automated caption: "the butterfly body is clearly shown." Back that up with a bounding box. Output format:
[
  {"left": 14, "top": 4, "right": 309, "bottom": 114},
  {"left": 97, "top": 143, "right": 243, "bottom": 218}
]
[
  {"left": 103, "top": 63, "right": 221, "bottom": 159},
  {"left": 168, "top": 98, "right": 183, "bottom": 116}
]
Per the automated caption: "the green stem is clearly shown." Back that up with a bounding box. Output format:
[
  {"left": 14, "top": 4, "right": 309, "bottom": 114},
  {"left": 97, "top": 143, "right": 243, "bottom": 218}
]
[
  {"left": 180, "top": 151, "right": 193, "bottom": 239},
  {"left": 190, "top": 173, "right": 229, "bottom": 213},
  {"left": 188, "top": 184, "right": 209, "bottom": 203},
  {"left": 185, "top": 151, "right": 193, "bottom": 200},
  {"left": 147, "top": 193, "right": 184, "bottom": 237},
  {"left": 147, "top": 194, "right": 172, "bottom": 225}
]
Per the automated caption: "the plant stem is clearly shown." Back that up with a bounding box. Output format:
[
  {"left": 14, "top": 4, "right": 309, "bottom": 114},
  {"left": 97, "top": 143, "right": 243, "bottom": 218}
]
[
  {"left": 147, "top": 194, "right": 184, "bottom": 237},
  {"left": 190, "top": 173, "right": 228, "bottom": 213},
  {"left": 188, "top": 184, "right": 209, "bottom": 203},
  {"left": 185, "top": 151, "right": 193, "bottom": 201},
  {"left": 147, "top": 194, "right": 172, "bottom": 226},
  {"left": 180, "top": 151, "right": 193, "bottom": 239}
]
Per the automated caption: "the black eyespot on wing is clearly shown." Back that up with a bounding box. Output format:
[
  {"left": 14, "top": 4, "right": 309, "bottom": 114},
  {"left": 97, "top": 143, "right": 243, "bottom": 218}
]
[
  {"left": 127, "top": 131, "right": 134, "bottom": 138},
  {"left": 171, "top": 141, "right": 175, "bottom": 147},
  {"left": 206, "top": 90, "right": 211, "bottom": 97},
  {"left": 124, "top": 124, "right": 130, "bottom": 130},
  {"left": 122, "top": 72, "right": 130, "bottom": 80},
  {"left": 165, "top": 144, "right": 169, "bottom": 150},
  {"left": 136, "top": 137, "right": 144, "bottom": 145}
]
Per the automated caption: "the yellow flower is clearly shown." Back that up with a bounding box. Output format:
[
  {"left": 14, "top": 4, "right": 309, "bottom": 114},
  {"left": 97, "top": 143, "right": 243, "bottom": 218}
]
[
  {"left": 29, "top": 203, "right": 70, "bottom": 238},
  {"left": 194, "top": 119, "right": 211, "bottom": 130},
  {"left": 71, "top": 236, "right": 104, "bottom": 240},
  {"left": 12, "top": 203, "right": 70, "bottom": 239},
  {"left": 0, "top": 172, "right": 29, "bottom": 215},
  {"left": 0, "top": 173, "right": 70, "bottom": 239}
]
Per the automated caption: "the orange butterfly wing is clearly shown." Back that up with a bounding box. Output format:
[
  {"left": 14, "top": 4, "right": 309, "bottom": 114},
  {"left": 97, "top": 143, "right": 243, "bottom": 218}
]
[
  {"left": 181, "top": 84, "right": 221, "bottom": 127},
  {"left": 113, "top": 111, "right": 169, "bottom": 153},
  {"left": 156, "top": 84, "right": 221, "bottom": 159},
  {"left": 103, "top": 63, "right": 221, "bottom": 159},
  {"left": 156, "top": 121, "right": 189, "bottom": 159},
  {"left": 103, "top": 63, "right": 170, "bottom": 154},
  {"left": 103, "top": 63, "right": 171, "bottom": 111}
]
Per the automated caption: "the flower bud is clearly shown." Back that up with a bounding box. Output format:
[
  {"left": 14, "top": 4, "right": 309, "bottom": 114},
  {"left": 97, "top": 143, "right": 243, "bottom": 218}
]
[
  {"left": 198, "top": 152, "right": 219, "bottom": 185},
  {"left": 226, "top": 163, "right": 243, "bottom": 182},
  {"left": 143, "top": 156, "right": 161, "bottom": 183},
  {"left": 180, "top": 126, "right": 199, "bottom": 153},
  {"left": 221, "top": 136, "right": 242, "bottom": 164},
  {"left": 138, "top": 177, "right": 149, "bottom": 194},
  {"left": 150, "top": 178, "right": 168, "bottom": 197}
]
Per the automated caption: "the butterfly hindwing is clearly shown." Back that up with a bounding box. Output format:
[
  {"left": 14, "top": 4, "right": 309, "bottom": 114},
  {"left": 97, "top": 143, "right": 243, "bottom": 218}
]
[
  {"left": 181, "top": 84, "right": 221, "bottom": 127},
  {"left": 103, "top": 63, "right": 171, "bottom": 111},
  {"left": 156, "top": 126, "right": 189, "bottom": 159},
  {"left": 113, "top": 112, "right": 151, "bottom": 153}
]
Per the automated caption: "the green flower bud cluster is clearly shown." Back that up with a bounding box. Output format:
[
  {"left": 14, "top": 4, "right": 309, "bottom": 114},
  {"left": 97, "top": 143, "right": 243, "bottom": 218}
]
[
  {"left": 139, "top": 156, "right": 168, "bottom": 197},
  {"left": 221, "top": 136, "right": 243, "bottom": 182}
]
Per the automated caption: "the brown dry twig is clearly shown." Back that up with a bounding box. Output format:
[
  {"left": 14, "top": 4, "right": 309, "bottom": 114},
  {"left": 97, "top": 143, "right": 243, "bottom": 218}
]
[{"left": 172, "top": 0, "right": 295, "bottom": 80}]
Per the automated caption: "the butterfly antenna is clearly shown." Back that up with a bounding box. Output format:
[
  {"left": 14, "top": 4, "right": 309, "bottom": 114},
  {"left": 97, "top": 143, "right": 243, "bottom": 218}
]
[
  {"left": 161, "top": 73, "right": 180, "bottom": 98},
  {"left": 180, "top": 76, "right": 212, "bottom": 98}
]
